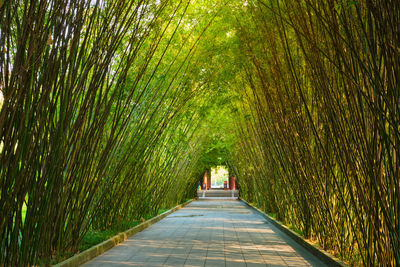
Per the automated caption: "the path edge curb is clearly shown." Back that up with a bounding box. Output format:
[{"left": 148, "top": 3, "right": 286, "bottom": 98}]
[
  {"left": 53, "top": 198, "right": 196, "bottom": 267},
  {"left": 240, "top": 198, "right": 347, "bottom": 267}
]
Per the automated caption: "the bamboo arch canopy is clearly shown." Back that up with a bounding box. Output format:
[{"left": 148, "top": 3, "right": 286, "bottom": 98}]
[{"left": 0, "top": 0, "right": 399, "bottom": 266}]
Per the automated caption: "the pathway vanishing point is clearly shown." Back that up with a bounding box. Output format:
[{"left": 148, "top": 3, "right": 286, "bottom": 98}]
[{"left": 83, "top": 199, "right": 327, "bottom": 266}]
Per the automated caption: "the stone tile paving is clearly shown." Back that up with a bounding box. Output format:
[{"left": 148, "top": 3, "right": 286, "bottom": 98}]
[{"left": 83, "top": 199, "right": 326, "bottom": 266}]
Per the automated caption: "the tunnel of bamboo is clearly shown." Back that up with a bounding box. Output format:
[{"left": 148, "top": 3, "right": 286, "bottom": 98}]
[{"left": 0, "top": 0, "right": 399, "bottom": 266}]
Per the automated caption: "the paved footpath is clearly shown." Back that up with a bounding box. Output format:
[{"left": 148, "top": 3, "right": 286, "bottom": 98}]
[{"left": 83, "top": 199, "right": 326, "bottom": 266}]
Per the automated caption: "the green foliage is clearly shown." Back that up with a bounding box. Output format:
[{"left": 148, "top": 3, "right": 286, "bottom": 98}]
[
  {"left": 79, "top": 230, "right": 122, "bottom": 252},
  {"left": 1, "top": 0, "right": 398, "bottom": 266}
]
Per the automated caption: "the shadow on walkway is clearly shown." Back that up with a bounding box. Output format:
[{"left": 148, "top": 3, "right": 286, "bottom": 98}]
[{"left": 83, "top": 199, "right": 326, "bottom": 267}]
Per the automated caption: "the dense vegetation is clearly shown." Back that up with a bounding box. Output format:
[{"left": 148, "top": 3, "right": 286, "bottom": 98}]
[{"left": 0, "top": 0, "right": 398, "bottom": 266}]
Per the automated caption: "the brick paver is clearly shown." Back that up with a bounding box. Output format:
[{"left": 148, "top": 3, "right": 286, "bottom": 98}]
[{"left": 83, "top": 199, "right": 326, "bottom": 266}]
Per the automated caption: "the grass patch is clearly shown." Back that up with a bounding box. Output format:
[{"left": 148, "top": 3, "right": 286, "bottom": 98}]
[
  {"left": 158, "top": 208, "right": 169, "bottom": 215},
  {"left": 79, "top": 220, "right": 140, "bottom": 252},
  {"left": 289, "top": 225, "right": 303, "bottom": 236},
  {"left": 79, "top": 229, "right": 119, "bottom": 252}
]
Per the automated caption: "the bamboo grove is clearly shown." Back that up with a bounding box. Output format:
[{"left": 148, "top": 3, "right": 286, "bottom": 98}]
[
  {"left": 230, "top": 0, "right": 400, "bottom": 266},
  {"left": 0, "top": 0, "right": 399, "bottom": 266}
]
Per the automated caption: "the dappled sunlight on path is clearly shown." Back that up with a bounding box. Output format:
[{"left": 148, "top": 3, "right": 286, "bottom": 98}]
[{"left": 83, "top": 200, "right": 325, "bottom": 266}]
